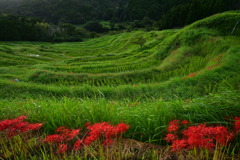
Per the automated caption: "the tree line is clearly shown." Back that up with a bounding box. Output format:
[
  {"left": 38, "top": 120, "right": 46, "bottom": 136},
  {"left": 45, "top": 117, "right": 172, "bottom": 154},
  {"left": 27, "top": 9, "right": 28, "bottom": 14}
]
[
  {"left": 0, "top": 0, "right": 239, "bottom": 41},
  {"left": 1, "top": 0, "right": 239, "bottom": 27}
]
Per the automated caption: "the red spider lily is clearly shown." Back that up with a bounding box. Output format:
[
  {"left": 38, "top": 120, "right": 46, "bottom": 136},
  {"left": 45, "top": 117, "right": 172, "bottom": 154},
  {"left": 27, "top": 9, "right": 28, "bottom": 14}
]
[
  {"left": 181, "top": 120, "right": 189, "bottom": 125},
  {"left": 234, "top": 117, "right": 240, "bottom": 133},
  {"left": 115, "top": 123, "right": 130, "bottom": 133},
  {"left": 103, "top": 138, "right": 113, "bottom": 146},
  {"left": 0, "top": 115, "right": 43, "bottom": 138},
  {"left": 84, "top": 122, "right": 130, "bottom": 146},
  {"left": 17, "top": 116, "right": 27, "bottom": 120},
  {"left": 167, "top": 120, "right": 180, "bottom": 132},
  {"left": 27, "top": 123, "right": 43, "bottom": 130},
  {"left": 56, "top": 126, "right": 70, "bottom": 133},
  {"left": 165, "top": 120, "right": 236, "bottom": 152},
  {"left": 44, "top": 122, "right": 130, "bottom": 153},
  {"left": 171, "top": 140, "right": 188, "bottom": 151},
  {"left": 73, "top": 140, "right": 82, "bottom": 150},
  {"left": 44, "top": 134, "right": 63, "bottom": 143},
  {"left": 44, "top": 127, "right": 80, "bottom": 143},
  {"left": 85, "top": 122, "right": 92, "bottom": 127},
  {"left": 165, "top": 134, "right": 177, "bottom": 143},
  {"left": 183, "top": 124, "right": 234, "bottom": 149},
  {"left": 67, "top": 129, "right": 81, "bottom": 140},
  {"left": 57, "top": 144, "right": 68, "bottom": 153}
]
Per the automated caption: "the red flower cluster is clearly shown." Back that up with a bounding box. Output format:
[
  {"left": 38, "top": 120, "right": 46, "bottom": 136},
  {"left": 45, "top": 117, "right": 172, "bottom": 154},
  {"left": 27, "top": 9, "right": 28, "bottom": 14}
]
[
  {"left": 0, "top": 116, "right": 43, "bottom": 138},
  {"left": 167, "top": 120, "right": 181, "bottom": 132},
  {"left": 181, "top": 120, "right": 189, "bottom": 125},
  {"left": 44, "top": 127, "right": 80, "bottom": 143},
  {"left": 84, "top": 122, "right": 130, "bottom": 146},
  {"left": 166, "top": 120, "right": 189, "bottom": 133},
  {"left": 44, "top": 126, "right": 81, "bottom": 153},
  {"left": 165, "top": 119, "right": 237, "bottom": 152},
  {"left": 73, "top": 140, "right": 82, "bottom": 150},
  {"left": 44, "top": 122, "right": 130, "bottom": 153},
  {"left": 234, "top": 117, "right": 240, "bottom": 133},
  {"left": 58, "top": 144, "right": 68, "bottom": 153},
  {"left": 182, "top": 124, "right": 234, "bottom": 150}
]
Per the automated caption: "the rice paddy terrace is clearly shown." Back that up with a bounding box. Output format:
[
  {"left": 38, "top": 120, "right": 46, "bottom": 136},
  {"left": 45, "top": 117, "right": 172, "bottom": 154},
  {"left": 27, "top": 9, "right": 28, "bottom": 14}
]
[{"left": 0, "top": 11, "right": 240, "bottom": 101}]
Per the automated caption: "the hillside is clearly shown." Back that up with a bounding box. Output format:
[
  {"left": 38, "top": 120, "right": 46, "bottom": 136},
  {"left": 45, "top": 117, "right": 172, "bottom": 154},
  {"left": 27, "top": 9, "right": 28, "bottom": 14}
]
[
  {"left": 0, "top": 11, "right": 239, "bottom": 99},
  {"left": 0, "top": 11, "right": 240, "bottom": 159}
]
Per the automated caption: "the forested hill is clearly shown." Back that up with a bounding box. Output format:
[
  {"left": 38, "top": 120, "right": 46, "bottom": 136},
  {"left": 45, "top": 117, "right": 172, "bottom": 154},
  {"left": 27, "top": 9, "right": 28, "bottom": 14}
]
[
  {"left": 0, "top": 0, "right": 239, "bottom": 27},
  {"left": 0, "top": 0, "right": 127, "bottom": 24}
]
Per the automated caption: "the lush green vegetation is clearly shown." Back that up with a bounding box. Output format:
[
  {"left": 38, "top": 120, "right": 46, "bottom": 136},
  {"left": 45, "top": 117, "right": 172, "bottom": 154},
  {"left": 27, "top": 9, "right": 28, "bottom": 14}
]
[
  {"left": 1, "top": 0, "right": 239, "bottom": 32},
  {"left": 0, "top": 12, "right": 239, "bottom": 99},
  {"left": 0, "top": 11, "right": 240, "bottom": 159}
]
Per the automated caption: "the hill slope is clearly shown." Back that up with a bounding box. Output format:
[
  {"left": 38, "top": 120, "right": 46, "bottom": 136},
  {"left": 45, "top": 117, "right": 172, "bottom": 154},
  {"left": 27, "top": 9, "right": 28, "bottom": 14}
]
[{"left": 0, "top": 11, "right": 239, "bottom": 100}]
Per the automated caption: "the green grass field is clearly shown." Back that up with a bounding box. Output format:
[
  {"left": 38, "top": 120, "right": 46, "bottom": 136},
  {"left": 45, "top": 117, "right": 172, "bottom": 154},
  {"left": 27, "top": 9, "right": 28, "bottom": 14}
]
[{"left": 0, "top": 11, "right": 240, "bottom": 159}]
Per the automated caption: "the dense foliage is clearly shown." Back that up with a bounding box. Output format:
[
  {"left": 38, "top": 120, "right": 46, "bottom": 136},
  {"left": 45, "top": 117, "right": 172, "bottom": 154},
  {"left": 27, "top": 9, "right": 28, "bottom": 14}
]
[
  {"left": 0, "top": 14, "right": 105, "bottom": 42},
  {"left": 0, "top": 0, "right": 239, "bottom": 41},
  {"left": 0, "top": 14, "right": 63, "bottom": 41},
  {"left": 0, "top": 0, "right": 126, "bottom": 24},
  {"left": 1, "top": 0, "right": 239, "bottom": 27}
]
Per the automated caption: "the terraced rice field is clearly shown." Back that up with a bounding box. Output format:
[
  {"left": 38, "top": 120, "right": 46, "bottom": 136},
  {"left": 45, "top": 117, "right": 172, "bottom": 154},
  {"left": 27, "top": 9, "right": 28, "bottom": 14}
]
[
  {"left": 0, "top": 23, "right": 239, "bottom": 99},
  {"left": 0, "top": 31, "right": 174, "bottom": 85}
]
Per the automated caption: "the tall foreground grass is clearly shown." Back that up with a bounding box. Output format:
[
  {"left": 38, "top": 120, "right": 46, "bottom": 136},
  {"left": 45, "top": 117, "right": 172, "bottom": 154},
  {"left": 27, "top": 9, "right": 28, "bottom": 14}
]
[
  {"left": 1, "top": 135, "right": 239, "bottom": 159},
  {"left": 0, "top": 89, "right": 239, "bottom": 159},
  {"left": 1, "top": 89, "right": 239, "bottom": 145}
]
